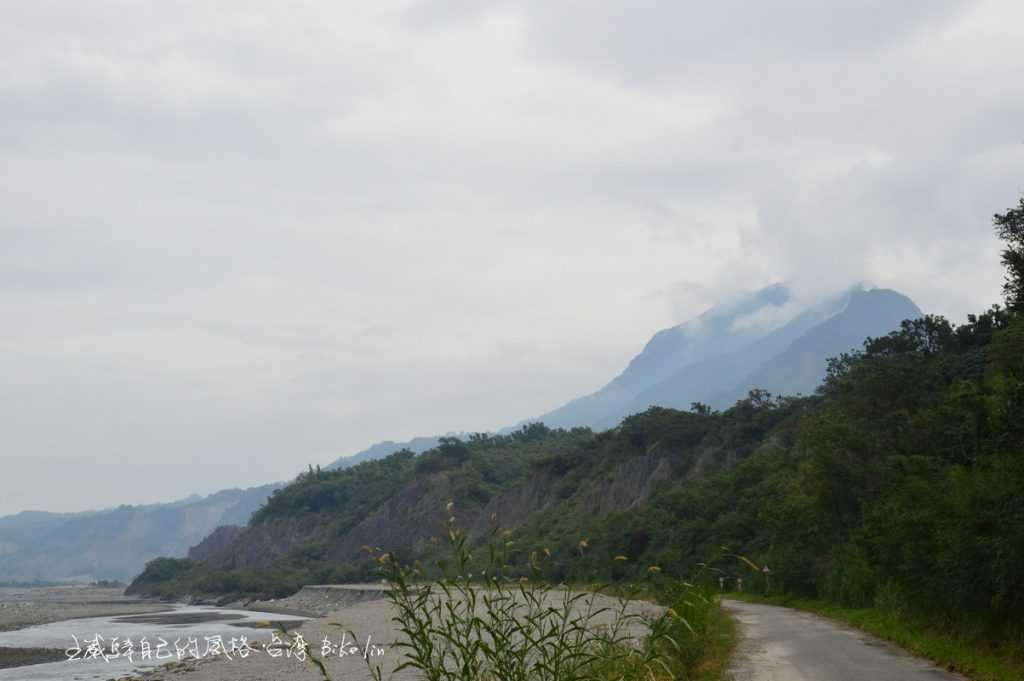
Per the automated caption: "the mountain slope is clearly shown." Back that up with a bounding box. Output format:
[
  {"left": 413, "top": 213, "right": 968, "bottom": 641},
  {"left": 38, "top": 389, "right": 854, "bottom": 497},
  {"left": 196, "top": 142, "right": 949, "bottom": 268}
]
[
  {"left": 595, "top": 287, "right": 922, "bottom": 426},
  {"left": 129, "top": 408, "right": 795, "bottom": 596},
  {"left": 593, "top": 291, "right": 852, "bottom": 426},
  {"left": 531, "top": 283, "right": 794, "bottom": 429},
  {"left": 327, "top": 284, "right": 920, "bottom": 467},
  {"left": 708, "top": 288, "right": 922, "bottom": 407}
]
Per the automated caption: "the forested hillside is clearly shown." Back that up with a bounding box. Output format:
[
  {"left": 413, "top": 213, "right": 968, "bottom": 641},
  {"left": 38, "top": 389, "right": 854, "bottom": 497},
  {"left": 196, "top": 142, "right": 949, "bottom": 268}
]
[
  {"left": 520, "top": 310, "right": 1023, "bottom": 624},
  {"left": 132, "top": 197, "right": 1024, "bottom": 651}
]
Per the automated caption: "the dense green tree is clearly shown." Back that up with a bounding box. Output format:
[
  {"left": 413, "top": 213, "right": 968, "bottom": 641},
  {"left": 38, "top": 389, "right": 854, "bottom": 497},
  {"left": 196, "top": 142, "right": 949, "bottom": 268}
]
[{"left": 994, "top": 196, "right": 1024, "bottom": 310}]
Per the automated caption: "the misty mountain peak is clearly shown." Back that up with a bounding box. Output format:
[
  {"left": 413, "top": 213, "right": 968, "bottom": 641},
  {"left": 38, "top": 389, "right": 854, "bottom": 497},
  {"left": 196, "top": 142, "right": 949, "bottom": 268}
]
[{"left": 532, "top": 282, "right": 922, "bottom": 429}]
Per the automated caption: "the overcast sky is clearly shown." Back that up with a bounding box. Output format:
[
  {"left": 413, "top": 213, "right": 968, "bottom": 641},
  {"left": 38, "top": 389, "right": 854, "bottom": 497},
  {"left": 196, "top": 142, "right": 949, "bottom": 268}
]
[{"left": 2, "top": 1, "right": 1022, "bottom": 515}]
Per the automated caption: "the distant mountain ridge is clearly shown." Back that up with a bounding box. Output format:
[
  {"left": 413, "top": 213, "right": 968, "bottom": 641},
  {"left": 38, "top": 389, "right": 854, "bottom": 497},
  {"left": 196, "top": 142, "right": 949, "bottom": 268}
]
[
  {"left": 529, "top": 283, "right": 797, "bottom": 430},
  {"left": 593, "top": 287, "right": 922, "bottom": 427},
  {"left": 327, "top": 283, "right": 923, "bottom": 464},
  {"left": 325, "top": 436, "right": 448, "bottom": 471},
  {"left": 0, "top": 282, "right": 923, "bottom": 582},
  {"left": 706, "top": 288, "right": 921, "bottom": 407},
  {"left": 0, "top": 485, "right": 278, "bottom": 582}
]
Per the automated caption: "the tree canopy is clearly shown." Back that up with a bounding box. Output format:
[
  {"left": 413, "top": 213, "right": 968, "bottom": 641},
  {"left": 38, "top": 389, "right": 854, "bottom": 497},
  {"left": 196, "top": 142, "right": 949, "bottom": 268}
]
[{"left": 994, "top": 196, "right": 1024, "bottom": 310}]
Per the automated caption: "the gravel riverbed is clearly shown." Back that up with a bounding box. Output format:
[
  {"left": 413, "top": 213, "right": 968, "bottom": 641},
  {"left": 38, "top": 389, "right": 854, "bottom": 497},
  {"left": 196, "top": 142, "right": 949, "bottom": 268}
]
[{"left": 0, "top": 586, "right": 170, "bottom": 633}]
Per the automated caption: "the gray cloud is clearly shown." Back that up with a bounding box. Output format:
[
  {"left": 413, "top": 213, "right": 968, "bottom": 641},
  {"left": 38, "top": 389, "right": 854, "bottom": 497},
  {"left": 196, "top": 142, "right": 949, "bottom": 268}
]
[
  {"left": 517, "top": 1, "right": 972, "bottom": 79},
  {"left": 1, "top": 0, "right": 1021, "bottom": 514}
]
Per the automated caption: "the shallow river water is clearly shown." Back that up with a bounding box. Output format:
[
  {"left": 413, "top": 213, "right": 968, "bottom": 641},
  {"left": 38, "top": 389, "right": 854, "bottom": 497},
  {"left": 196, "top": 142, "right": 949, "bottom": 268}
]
[{"left": 0, "top": 605, "right": 307, "bottom": 680}]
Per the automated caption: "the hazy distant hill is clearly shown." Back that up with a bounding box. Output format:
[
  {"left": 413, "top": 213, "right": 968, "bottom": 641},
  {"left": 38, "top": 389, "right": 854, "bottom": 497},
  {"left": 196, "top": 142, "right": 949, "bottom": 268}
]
[
  {"left": 0, "top": 485, "right": 277, "bottom": 582},
  {"left": 530, "top": 283, "right": 796, "bottom": 429},
  {"left": 707, "top": 288, "right": 922, "bottom": 407},
  {"left": 325, "top": 435, "right": 445, "bottom": 471},
  {"left": 326, "top": 284, "right": 922, "bottom": 467},
  {"left": 593, "top": 288, "right": 922, "bottom": 427}
]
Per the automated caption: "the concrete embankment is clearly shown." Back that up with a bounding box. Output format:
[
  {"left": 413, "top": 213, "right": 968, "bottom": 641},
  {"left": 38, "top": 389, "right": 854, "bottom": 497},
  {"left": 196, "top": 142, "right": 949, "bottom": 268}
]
[{"left": 241, "top": 584, "right": 391, "bottom": 617}]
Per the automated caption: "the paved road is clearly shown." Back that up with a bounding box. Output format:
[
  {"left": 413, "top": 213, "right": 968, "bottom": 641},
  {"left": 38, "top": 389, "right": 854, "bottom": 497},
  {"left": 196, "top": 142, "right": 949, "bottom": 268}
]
[{"left": 724, "top": 600, "right": 966, "bottom": 681}]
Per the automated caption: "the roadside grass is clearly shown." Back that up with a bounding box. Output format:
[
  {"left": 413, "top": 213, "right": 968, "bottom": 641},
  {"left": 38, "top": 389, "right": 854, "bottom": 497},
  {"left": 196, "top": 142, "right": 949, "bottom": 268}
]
[
  {"left": 574, "top": 579, "right": 734, "bottom": 679},
  {"left": 727, "top": 592, "right": 1024, "bottom": 681},
  {"left": 686, "top": 603, "right": 736, "bottom": 681},
  {"left": 374, "top": 518, "right": 675, "bottom": 681},
  {"left": 283, "top": 572, "right": 739, "bottom": 681}
]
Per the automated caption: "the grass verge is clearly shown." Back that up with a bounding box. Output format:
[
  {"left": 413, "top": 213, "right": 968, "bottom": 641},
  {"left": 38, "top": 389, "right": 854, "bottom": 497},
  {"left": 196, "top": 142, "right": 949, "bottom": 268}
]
[
  {"left": 687, "top": 603, "right": 736, "bottom": 681},
  {"left": 726, "top": 592, "right": 1024, "bottom": 681},
  {"left": 578, "top": 579, "right": 738, "bottom": 680}
]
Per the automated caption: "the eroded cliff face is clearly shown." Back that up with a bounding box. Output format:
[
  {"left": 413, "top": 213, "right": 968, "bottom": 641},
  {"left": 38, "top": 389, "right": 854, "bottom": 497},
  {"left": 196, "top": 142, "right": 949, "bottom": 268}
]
[
  {"left": 575, "top": 453, "right": 675, "bottom": 517},
  {"left": 468, "top": 472, "right": 562, "bottom": 537},
  {"left": 198, "top": 473, "right": 455, "bottom": 569},
  {"left": 202, "top": 513, "right": 327, "bottom": 569},
  {"left": 192, "top": 440, "right": 731, "bottom": 572},
  {"left": 331, "top": 474, "right": 456, "bottom": 561},
  {"left": 187, "top": 525, "right": 244, "bottom": 561}
]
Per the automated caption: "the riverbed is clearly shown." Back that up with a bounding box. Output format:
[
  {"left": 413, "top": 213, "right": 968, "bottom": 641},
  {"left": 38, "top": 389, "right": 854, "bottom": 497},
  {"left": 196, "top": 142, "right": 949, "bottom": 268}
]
[
  {"left": 0, "top": 604, "right": 308, "bottom": 680},
  {"left": 0, "top": 586, "right": 169, "bottom": 633},
  {"left": 0, "top": 584, "right": 665, "bottom": 681}
]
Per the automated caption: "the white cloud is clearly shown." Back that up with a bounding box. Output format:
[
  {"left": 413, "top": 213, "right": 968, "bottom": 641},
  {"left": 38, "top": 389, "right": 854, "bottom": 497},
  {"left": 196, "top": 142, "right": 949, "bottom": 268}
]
[{"left": 0, "top": 0, "right": 1021, "bottom": 514}]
